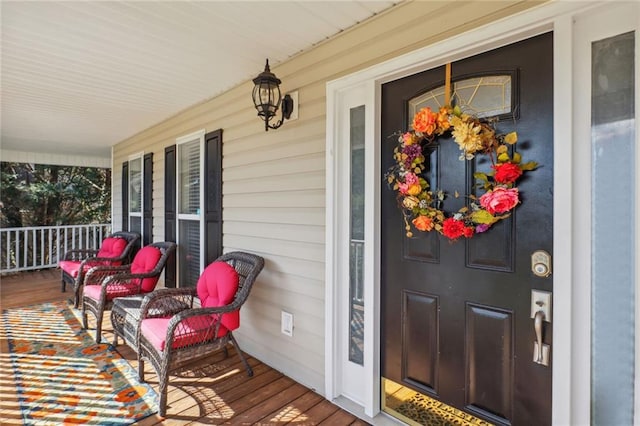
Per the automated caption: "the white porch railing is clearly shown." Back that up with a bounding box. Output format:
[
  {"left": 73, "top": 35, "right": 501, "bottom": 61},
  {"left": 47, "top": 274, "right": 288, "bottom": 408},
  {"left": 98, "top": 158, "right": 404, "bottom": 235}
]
[{"left": 0, "top": 224, "right": 111, "bottom": 274}]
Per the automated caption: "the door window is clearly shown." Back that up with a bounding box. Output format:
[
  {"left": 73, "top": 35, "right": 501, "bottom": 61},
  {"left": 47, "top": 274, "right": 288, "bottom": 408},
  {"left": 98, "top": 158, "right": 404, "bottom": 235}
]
[{"left": 408, "top": 74, "right": 514, "bottom": 122}]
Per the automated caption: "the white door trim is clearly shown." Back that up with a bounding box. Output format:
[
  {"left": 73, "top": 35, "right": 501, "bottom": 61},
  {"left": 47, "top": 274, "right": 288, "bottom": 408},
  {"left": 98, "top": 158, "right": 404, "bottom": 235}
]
[{"left": 325, "top": 1, "right": 634, "bottom": 424}]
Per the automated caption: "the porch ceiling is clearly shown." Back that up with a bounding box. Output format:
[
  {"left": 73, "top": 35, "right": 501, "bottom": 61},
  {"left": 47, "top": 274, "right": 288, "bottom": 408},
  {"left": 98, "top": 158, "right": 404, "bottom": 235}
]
[{"left": 0, "top": 1, "right": 397, "bottom": 163}]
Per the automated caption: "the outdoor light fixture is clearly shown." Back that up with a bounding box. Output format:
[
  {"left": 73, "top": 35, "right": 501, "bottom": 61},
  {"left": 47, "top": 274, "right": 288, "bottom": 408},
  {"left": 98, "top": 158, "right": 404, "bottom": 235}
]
[{"left": 252, "top": 59, "right": 293, "bottom": 131}]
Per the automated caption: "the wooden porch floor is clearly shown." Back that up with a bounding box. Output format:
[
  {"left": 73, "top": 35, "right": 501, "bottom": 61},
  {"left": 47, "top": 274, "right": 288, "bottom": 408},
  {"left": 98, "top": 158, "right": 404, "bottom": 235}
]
[{"left": 0, "top": 270, "right": 369, "bottom": 425}]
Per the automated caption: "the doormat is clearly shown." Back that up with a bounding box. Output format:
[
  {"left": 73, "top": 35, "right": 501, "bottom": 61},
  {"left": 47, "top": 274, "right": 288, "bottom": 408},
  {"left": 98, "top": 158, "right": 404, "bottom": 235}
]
[
  {"left": 1, "top": 300, "right": 158, "bottom": 425},
  {"left": 383, "top": 378, "right": 493, "bottom": 426}
]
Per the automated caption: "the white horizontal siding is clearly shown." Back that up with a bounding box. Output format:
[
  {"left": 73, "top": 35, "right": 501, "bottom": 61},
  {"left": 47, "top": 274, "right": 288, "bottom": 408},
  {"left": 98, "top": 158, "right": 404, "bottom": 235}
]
[
  {"left": 224, "top": 222, "right": 325, "bottom": 245},
  {"left": 112, "top": 0, "right": 538, "bottom": 395}
]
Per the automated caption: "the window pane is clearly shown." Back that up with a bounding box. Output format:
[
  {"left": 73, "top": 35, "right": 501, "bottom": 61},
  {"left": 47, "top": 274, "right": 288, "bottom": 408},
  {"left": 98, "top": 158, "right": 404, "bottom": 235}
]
[
  {"left": 179, "top": 140, "right": 200, "bottom": 215},
  {"left": 179, "top": 219, "right": 201, "bottom": 288},
  {"left": 408, "top": 75, "right": 512, "bottom": 125},
  {"left": 591, "top": 31, "right": 635, "bottom": 425},
  {"left": 349, "top": 105, "right": 365, "bottom": 366},
  {"left": 129, "top": 216, "right": 141, "bottom": 235},
  {"left": 129, "top": 157, "right": 142, "bottom": 213}
]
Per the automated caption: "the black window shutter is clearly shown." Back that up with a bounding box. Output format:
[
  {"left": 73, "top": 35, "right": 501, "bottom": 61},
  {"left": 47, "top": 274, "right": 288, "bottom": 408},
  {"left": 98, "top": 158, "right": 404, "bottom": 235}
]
[
  {"left": 143, "top": 153, "right": 153, "bottom": 246},
  {"left": 164, "top": 145, "right": 177, "bottom": 288},
  {"left": 121, "top": 162, "right": 129, "bottom": 231},
  {"left": 204, "top": 129, "right": 223, "bottom": 265}
]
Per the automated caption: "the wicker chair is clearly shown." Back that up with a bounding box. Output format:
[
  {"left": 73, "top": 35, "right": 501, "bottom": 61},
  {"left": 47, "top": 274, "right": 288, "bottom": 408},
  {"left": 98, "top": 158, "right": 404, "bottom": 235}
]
[
  {"left": 59, "top": 231, "right": 140, "bottom": 307},
  {"left": 136, "top": 251, "right": 264, "bottom": 417},
  {"left": 81, "top": 241, "right": 176, "bottom": 343}
]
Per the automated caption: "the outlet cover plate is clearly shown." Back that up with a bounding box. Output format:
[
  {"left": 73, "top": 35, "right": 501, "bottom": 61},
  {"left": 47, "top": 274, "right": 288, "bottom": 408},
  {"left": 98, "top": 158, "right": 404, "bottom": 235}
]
[{"left": 281, "top": 311, "right": 293, "bottom": 336}]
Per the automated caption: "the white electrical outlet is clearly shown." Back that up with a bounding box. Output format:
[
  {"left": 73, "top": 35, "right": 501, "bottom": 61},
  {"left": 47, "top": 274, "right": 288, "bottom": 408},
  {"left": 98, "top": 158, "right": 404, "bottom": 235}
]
[{"left": 281, "top": 311, "right": 293, "bottom": 336}]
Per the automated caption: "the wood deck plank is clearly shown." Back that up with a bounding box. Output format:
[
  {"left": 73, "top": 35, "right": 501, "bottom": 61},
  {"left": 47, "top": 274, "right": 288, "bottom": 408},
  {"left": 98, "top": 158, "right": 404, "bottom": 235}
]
[
  {"left": 268, "top": 390, "right": 327, "bottom": 424},
  {"left": 287, "top": 398, "right": 342, "bottom": 424},
  {"left": 216, "top": 377, "right": 310, "bottom": 425},
  {"left": 241, "top": 382, "right": 311, "bottom": 424},
  {"left": 318, "top": 408, "right": 360, "bottom": 425}
]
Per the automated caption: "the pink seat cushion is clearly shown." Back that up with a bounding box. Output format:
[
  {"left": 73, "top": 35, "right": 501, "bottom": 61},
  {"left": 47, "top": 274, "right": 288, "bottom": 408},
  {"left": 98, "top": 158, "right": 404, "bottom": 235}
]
[
  {"left": 59, "top": 260, "right": 82, "bottom": 278},
  {"left": 83, "top": 281, "right": 139, "bottom": 301},
  {"left": 59, "top": 259, "right": 103, "bottom": 277},
  {"left": 140, "top": 261, "right": 240, "bottom": 352},
  {"left": 131, "top": 246, "right": 163, "bottom": 292},
  {"left": 141, "top": 316, "right": 230, "bottom": 351}
]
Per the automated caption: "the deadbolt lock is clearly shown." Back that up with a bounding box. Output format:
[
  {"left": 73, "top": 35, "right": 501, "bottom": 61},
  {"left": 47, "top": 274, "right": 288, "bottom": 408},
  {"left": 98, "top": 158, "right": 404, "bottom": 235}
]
[{"left": 531, "top": 250, "right": 551, "bottom": 277}]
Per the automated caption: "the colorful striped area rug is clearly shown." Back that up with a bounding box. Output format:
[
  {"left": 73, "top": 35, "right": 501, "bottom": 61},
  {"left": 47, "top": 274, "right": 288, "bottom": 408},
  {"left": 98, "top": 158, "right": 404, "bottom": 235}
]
[{"left": 1, "top": 300, "right": 157, "bottom": 425}]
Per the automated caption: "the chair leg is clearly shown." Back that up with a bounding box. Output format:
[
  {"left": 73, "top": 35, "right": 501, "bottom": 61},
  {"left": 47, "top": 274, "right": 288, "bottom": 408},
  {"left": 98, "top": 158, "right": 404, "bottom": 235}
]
[
  {"left": 229, "top": 333, "right": 253, "bottom": 377},
  {"left": 158, "top": 371, "right": 168, "bottom": 417},
  {"left": 138, "top": 357, "right": 145, "bottom": 381},
  {"left": 94, "top": 309, "right": 103, "bottom": 344},
  {"left": 74, "top": 284, "right": 81, "bottom": 308},
  {"left": 81, "top": 303, "right": 88, "bottom": 329}
]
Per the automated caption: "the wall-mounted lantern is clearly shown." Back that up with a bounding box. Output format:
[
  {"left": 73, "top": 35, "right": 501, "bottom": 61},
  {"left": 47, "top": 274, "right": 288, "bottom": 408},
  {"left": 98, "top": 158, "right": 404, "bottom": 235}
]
[{"left": 252, "top": 59, "right": 294, "bottom": 131}]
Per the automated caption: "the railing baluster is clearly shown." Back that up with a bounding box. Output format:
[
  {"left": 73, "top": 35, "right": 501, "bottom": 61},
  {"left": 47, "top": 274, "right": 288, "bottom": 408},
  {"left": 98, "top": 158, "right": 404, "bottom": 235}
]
[
  {"left": 32, "top": 228, "right": 36, "bottom": 269},
  {"left": 48, "top": 228, "right": 53, "bottom": 266},
  {"left": 4, "top": 231, "right": 9, "bottom": 269},
  {"left": 15, "top": 230, "right": 20, "bottom": 269}
]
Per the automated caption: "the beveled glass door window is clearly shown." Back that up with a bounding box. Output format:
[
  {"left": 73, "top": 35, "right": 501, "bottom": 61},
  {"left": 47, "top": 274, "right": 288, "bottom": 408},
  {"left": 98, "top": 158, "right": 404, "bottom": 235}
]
[{"left": 408, "top": 74, "right": 514, "bottom": 123}]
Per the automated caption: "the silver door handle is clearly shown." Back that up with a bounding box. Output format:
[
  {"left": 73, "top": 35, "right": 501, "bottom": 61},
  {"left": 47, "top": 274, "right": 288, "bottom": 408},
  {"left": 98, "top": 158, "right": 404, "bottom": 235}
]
[{"left": 534, "top": 310, "right": 545, "bottom": 363}]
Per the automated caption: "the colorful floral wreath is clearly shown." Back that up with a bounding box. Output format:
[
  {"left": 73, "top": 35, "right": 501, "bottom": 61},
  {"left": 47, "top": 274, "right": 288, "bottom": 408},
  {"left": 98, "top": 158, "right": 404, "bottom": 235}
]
[{"left": 385, "top": 105, "right": 538, "bottom": 241}]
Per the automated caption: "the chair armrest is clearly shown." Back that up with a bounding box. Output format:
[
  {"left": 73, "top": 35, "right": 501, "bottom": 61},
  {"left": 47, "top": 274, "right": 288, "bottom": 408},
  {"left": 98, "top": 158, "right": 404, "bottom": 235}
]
[
  {"left": 104, "top": 270, "right": 159, "bottom": 286},
  {"left": 83, "top": 265, "right": 132, "bottom": 286},
  {"left": 140, "top": 288, "right": 196, "bottom": 319},
  {"left": 170, "top": 304, "right": 238, "bottom": 321},
  {"left": 78, "top": 256, "right": 128, "bottom": 276},
  {"left": 101, "top": 272, "right": 147, "bottom": 291},
  {"left": 61, "top": 249, "right": 99, "bottom": 261}
]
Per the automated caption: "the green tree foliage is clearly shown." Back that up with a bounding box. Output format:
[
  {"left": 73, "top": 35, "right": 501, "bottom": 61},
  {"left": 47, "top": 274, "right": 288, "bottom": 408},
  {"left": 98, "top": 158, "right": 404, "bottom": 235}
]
[{"left": 0, "top": 162, "right": 111, "bottom": 228}]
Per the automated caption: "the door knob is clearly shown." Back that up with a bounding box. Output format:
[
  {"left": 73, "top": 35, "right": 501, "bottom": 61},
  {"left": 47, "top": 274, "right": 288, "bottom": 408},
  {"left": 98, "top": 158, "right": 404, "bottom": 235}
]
[
  {"left": 531, "top": 290, "right": 551, "bottom": 366},
  {"left": 534, "top": 309, "right": 545, "bottom": 363}
]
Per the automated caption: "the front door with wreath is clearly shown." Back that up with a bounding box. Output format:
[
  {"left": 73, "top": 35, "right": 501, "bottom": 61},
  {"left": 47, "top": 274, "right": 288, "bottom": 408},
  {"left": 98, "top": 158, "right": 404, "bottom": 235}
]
[{"left": 380, "top": 33, "right": 553, "bottom": 425}]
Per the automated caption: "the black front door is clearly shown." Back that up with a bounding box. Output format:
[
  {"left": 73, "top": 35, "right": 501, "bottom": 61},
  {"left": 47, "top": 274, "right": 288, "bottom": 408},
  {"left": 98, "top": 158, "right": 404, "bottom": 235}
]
[{"left": 381, "top": 33, "right": 553, "bottom": 425}]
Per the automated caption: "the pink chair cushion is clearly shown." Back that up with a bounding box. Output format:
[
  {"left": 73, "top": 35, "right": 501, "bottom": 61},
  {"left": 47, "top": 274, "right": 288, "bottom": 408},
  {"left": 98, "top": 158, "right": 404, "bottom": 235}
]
[
  {"left": 83, "top": 281, "right": 139, "bottom": 301},
  {"left": 96, "top": 237, "right": 128, "bottom": 262},
  {"left": 140, "top": 316, "right": 230, "bottom": 351},
  {"left": 139, "top": 261, "right": 240, "bottom": 352},
  {"left": 59, "top": 260, "right": 82, "bottom": 277},
  {"left": 59, "top": 259, "right": 103, "bottom": 277},
  {"left": 197, "top": 261, "right": 240, "bottom": 331},
  {"left": 131, "top": 246, "right": 163, "bottom": 292}
]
